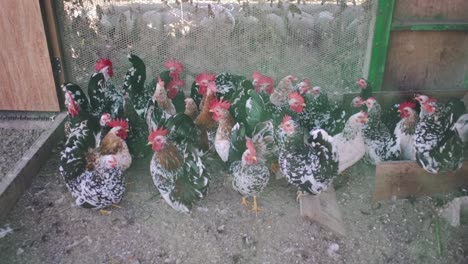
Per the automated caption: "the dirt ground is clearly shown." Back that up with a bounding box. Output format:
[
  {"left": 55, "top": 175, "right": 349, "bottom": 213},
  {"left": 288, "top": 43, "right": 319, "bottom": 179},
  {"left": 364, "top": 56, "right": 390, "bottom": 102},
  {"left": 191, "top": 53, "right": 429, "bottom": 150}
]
[{"left": 0, "top": 140, "right": 467, "bottom": 264}]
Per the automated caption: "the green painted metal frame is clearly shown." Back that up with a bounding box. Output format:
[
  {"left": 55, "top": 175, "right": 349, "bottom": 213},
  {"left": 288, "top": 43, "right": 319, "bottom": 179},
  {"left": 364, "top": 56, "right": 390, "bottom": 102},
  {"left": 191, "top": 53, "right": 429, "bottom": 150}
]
[
  {"left": 367, "top": 0, "right": 396, "bottom": 92},
  {"left": 392, "top": 21, "right": 468, "bottom": 31}
]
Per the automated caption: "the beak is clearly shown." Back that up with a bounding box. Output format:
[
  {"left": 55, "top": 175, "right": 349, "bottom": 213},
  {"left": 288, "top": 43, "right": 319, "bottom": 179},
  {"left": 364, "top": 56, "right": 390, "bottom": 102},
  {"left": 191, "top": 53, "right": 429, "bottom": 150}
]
[
  {"left": 302, "top": 103, "right": 306, "bottom": 107},
  {"left": 125, "top": 129, "right": 130, "bottom": 133},
  {"left": 209, "top": 109, "right": 214, "bottom": 113},
  {"left": 147, "top": 142, "right": 153, "bottom": 145},
  {"left": 363, "top": 117, "right": 369, "bottom": 123},
  {"left": 253, "top": 156, "right": 257, "bottom": 162}
]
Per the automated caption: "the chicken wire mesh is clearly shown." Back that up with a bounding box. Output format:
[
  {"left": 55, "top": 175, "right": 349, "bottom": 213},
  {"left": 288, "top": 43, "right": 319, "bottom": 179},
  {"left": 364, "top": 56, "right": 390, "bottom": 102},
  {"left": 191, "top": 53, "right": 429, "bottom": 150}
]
[{"left": 54, "top": 0, "right": 375, "bottom": 96}]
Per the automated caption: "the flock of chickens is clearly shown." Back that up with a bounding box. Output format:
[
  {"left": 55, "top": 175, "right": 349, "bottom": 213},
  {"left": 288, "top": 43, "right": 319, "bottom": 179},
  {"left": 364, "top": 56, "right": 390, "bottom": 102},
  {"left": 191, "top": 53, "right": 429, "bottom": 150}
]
[{"left": 59, "top": 54, "right": 468, "bottom": 214}]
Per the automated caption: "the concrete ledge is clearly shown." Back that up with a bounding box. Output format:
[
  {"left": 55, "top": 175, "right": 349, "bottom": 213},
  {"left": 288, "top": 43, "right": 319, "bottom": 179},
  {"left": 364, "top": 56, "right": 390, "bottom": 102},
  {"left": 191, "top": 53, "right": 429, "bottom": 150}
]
[{"left": 0, "top": 112, "right": 67, "bottom": 220}]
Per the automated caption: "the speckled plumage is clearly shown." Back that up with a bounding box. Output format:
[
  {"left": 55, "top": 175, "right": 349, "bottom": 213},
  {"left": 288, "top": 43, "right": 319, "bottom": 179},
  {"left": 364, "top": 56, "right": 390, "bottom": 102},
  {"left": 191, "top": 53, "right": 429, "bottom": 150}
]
[
  {"left": 363, "top": 100, "right": 400, "bottom": 164},
  {"left": 231, "top": 161, "right": 269, "bottom": 197},
  {"left": 278, "top": 119, "right": 338, "bottom": 195},
  {"left": 415, "top": 100, "right": 464, "bottom": 173}
]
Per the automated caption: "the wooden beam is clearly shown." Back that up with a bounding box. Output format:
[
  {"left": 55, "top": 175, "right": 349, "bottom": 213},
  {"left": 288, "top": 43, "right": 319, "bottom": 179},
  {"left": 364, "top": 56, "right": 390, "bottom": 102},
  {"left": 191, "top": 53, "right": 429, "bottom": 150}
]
[
  {"left": 374, "top": 161, "right": 468, "bottom": 201},
  {"left": 392, "top": 21, "right": 468, "bottom": 31},
  {"left": 367, "top": 0, "right": 396, "bottom": 92}
]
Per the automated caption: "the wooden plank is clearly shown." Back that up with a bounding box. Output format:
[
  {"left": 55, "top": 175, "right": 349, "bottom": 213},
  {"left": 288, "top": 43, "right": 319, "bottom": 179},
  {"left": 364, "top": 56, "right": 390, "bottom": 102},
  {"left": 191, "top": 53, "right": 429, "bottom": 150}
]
[
  {"left": 394, "top": 0, "right": 468, "bottom": 21},
  {"left": 373, "top": 161, "right": 468, "bottom": 201},
  {"left": 392, "top": 21, "right": 468, "bottom": 31},
  {"left": 0, "top": 112, "right": 66, "bottom": 220},
  {"left": 299, "top": 186, "right": 346, "bottom": 236},
  {"left": 0, "top": 0, "right": 59, "bottom": 111},
  {"left": 383, "top": 31, "right": 468, "bottom": 91}
]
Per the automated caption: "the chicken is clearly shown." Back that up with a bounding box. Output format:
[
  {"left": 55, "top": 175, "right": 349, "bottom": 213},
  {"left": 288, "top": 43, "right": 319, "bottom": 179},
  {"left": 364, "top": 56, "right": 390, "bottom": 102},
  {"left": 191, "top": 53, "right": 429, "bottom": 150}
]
[
  {"left": 270, "top": 75, "right": 297, "bottom": 107},
  {"left": 356, "top": 77, "right": 372, "bottom": 101},
  {"left": 194, "top": 79, "right": 218, "bottom": 132},
  {"left": 278, "top": 115, "right": 338, "bottom": 196},
  {"left": 329, "top": 111, "right": 368, "bottom": 173},
  {"left": 215, "top": 72, "right": 246, "bottom": 101},
  {"left": 62, "top": 83, "right": 99, "bottom": 134},
  {"left": 394, "top": 101, "right": 419, "bottom": 161},
  {"left": 252, "top": 71, "right": 274, "bottom": 95},
  {"left": 59, "top": 117, "right": 131, "bottom": 210},
  {"left": 89, "top": 58, "right": 124, "bottom": 119},
  {"left": 362, "top": 97, "right": 400, "bottom": 164},
  {"left": 184, "top": 98, "right": 199, "bottom": 121},
  {"left": 210, "top": 98, "right": 236, "bottom": 162},
  {"left": 122, "top": 54, "right": 151, "bottom": 118},
  {"left": 414, "top": 95, "right": 464, "bottom": 173},
  {"left": 160, "top": 59, "right": 186, "bottom": 113},
  {"left": 231, "top": 138, "right": 270, "bottom": 213},
  {"left": 454, "top": 113, "right": 468, "bottom": 143},
  {"left": 148, "top": 127, "right": 209, "bottom": 213},
  {"left": 190, "top": 72, "right": 216, "bottom": 108}
]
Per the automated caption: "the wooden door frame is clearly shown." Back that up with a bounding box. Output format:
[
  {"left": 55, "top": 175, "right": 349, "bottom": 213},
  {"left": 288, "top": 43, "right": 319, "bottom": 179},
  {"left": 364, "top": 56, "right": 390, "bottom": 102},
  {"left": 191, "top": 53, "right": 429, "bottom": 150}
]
[{"left": 39, "top": 0, "right": 66, "bottom": 110}]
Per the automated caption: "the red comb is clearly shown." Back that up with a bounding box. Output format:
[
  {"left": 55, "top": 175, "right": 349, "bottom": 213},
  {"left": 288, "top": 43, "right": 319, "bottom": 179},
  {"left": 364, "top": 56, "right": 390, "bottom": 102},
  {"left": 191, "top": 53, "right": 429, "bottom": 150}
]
[
  {"left": 288, "top": 92, "right": 304, "bottom": 103},
  {"left": 252, "top": 71, "right": 263, "bottom": 81},
  {"left": 245, "top": 137, "right": 256, "bottom": 155},
  {"left": 209, "top": 97, "right": 231, "bottom": 110},
  {"left": 95, "top": 58, "right": 113, "bottom": 77},
  {"left": 195, "top": 72, "right": 216, "bottom": 85},
  {"left": 107, "top": 118, "right": 128, "bottom": 130},
  {"left": 148, "top": 127, "right": 168, "bottom": 142},
  {"left": 163, "top": 59, "right": 183, "bottom": 72},
  {"left": 281, "top": 115, "right": 292, "bottom": 125},
  {"left": 398, "top": 101, "right": 417, "bottom": 111}
]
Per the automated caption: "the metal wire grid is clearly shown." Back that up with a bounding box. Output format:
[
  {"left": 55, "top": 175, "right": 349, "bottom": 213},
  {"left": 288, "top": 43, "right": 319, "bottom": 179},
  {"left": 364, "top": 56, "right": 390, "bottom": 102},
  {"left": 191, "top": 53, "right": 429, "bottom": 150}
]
[{"left": 55, "top": 0, "right": 374, "bottom": 96}]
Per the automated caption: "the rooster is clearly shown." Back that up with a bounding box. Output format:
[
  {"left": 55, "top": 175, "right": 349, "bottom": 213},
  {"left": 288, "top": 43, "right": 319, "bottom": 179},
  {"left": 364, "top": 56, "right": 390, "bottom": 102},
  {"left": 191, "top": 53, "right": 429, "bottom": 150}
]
[
  {"left": 270, "top": 75, "right": 297, "bottom": 107},
  {"left": 62, "top": 83, "right": 99, "bottom": 136},
  {"left": 356, "top": 78, "right": 372, "bottom": 101},
  {"left": 252, "top": 71, "right": 275, "bottom": 95},
  {"left": 414, "top": 95, "right": 464, "bottom": 173},
  {"left": 231, "top": 138, "right": 270, "bottom": 213},
  {"left": 362, "top": 97, "right": 400, "bottom": 164},
  {"left": 194, "top": 79, "right": 219, "bottom": 139},
  {"left": 148, "top": 127, "right": 209, "bottom": 213},
  {"left": 122, "top": 54, "right": 151, "bottom": 118},
  {"left": 454, "top": 113, "right": 468, "bottom": 143},
  {"left": 191, "top": 71, "right": 217, "bottom": 108},
  {"left": 184, "top": 97, "right": 199, "bottom": 121},
  {"left": 59, "top": 117, "right": 131, "bottom": 211},
  {"left": 160, "top": 59, "right": 186, "bottom": 113},
  {"left": 89, "top": 58, "right": 124, "bottom": 119},
  {"left": 394, "top": 101, "right": 419, "bottom": 161},
  {"left": 278, "top": 115, "right": 338, "bottom": 196},
  {"left": 210, "top": 98, "right": 236, "bottom": 162}
]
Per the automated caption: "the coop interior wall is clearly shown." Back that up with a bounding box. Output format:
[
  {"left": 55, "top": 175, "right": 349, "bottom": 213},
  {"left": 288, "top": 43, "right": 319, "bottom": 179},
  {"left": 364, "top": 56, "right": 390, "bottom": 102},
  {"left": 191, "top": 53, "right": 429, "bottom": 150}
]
[{"left": 55, "top": 0, "right": 375, "bottom": 97}]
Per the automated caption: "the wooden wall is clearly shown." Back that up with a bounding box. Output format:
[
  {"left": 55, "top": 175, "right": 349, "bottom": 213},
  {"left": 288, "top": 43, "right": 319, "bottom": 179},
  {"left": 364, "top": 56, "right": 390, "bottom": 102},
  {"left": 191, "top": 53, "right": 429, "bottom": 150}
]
[
  {"left": 0, "top": 0, "right": 59, "bottom": 111},
  {"left": 382, "top": 0, "right": 468, "bottom": 91}
]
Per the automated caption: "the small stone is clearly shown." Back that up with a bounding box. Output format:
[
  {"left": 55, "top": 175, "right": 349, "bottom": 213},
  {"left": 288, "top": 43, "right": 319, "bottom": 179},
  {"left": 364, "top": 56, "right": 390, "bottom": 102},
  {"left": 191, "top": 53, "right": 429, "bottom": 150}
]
[
  {"left": 327, "top": 243, "right": 340, "bottom": 259},
  {"left": 217, "top": 225, "right": 225, "bottom": 233},
  {"left": 16, "top": 248, "right": 24, "bottom": 255}
]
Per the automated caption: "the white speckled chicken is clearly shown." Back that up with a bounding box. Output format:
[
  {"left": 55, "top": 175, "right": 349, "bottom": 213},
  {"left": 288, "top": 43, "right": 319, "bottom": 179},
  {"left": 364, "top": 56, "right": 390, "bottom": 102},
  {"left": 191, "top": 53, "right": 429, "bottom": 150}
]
[
  {"left": 362, "top": 97, "right": 400, "bottom": 164},
  {"left": 278, "top": 115, "right": 338, "bottom": 196},
  {"left": 231, "top": 138, "right": 270, "bottom": 213},
  {"left": 394, "top": 101, "right": 419, "bottom": 161},
  {"left": 414, "top": 95, "right": 465, "bottom": 173},
  {"left": 330, "top": 111, "right": 369, "bottom": 173},
  {"left": 148, "top": 127, "right": 209, "bottom": 213}
]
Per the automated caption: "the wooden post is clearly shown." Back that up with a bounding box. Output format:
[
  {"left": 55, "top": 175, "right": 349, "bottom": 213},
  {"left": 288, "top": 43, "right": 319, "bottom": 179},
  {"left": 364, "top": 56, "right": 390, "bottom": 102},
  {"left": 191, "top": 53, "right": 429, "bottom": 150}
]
[
  {"left": 374, "top": 161, "right": 468, "bottom": 201},
  {"left": 299, "top": 186, "right": 346, "bottom": 236}
]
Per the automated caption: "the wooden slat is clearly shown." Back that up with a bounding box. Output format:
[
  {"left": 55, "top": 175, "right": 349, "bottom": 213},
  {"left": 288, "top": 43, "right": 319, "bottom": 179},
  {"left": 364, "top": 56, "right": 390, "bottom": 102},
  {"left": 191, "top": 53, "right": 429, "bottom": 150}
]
[
  {"left": 374, "top": 161, "right": 468, "bottom": 201},
  {"left": 394, "top": 0, "right": 468, "bottom": 21},
  {"left": 299, "top": 186, "right": 346, "bottom": 236},
  {"left": 0, "top": 0, "right": 59, "bottom": 111},
  {"left": 383, "top": 31, "right": 468, "bottom": 91}
]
